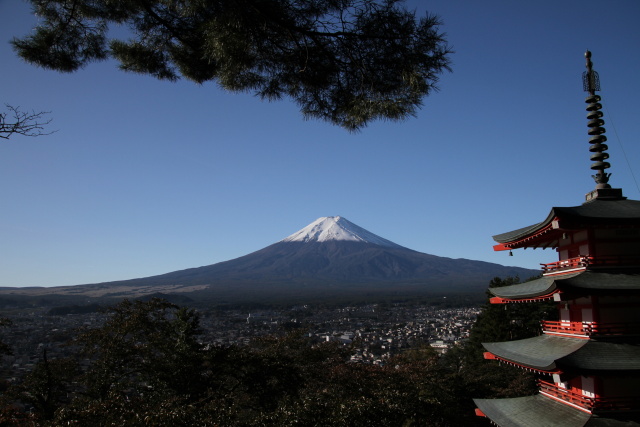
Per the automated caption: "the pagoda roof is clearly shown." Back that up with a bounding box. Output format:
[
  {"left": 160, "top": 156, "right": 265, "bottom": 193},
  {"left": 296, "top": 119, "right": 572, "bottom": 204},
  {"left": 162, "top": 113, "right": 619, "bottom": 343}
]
[
  {"left": 474, "top": 394, "right": 640, "bottom": 427},
  {"left": 482, "top": 335, "right": 640, "bottom": 372},
  {"left": 483, "top": 335, "right": 586, "bottom": 371},
  {"left": 489, "top": 271, "right": 640, "bottom": 301},
  {"left": 493, "top": 199, "right": 640, "bottom": 250},
  {"left": 488, "top": 275, "right": 568, "bottom": 300}
]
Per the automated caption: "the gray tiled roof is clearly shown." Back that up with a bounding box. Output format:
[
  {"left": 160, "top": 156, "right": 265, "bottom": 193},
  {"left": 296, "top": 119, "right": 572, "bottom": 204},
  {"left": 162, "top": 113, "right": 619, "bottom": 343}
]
[
  {"left": 474, "top": 394, "right": 640, "bottom": 427},
  {"left": 483, "top": 335, "right": 587, "bottom": 371},
  {"left": 562, "top": 271, "right": 640, "bottom": 290},
  {"left": 483, "top": 335, "right": 640, "bottom": 371},
  {"left": 489, "top": 271, "right": 640, "bottom": 300},
  {"left": 493, "top": 219, "right": 552, "bottom": 244},
  {"left": 474, "top": 395, "right": 591, "bottom": 427},
  {"left": 561, "top": 340, "right": 640, "bottom": 371},
  {"left": 488, "top": 276, "right": 561, "bottom": 299},
  {"left": 493, "top": 199, "right": 640, "bottom": 244}
]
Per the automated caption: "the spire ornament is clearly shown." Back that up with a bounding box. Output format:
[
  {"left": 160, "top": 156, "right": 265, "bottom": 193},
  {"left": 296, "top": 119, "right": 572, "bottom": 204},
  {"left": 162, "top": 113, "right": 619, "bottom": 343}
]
[
  {"left": 583, "top": 51, "right": 610, "bottom": 189},
  {"left": 582, "top": 51, "right": 624, "bottom": 202}
]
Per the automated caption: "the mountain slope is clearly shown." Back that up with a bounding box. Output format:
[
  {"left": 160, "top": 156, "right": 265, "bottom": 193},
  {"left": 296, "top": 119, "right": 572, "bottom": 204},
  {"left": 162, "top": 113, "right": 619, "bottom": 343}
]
[
  {"left": 0, "top": 216, "right": 539, "bottom": 302},
  {"left": 93, "top": 217, "right": 538, "bottom": 292}
]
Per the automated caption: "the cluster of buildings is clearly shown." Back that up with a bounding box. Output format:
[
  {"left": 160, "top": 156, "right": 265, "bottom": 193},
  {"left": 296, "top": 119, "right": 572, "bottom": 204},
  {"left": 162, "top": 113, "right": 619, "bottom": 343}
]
[
  {"left": 0, "top": 309, "right": 104, "bottom": 382},
  {"left": 0, "top": 303, "right": 480, "bottom": 383},
  {"left": 237, "top": 304, "right": 479, "bottom": 364}
]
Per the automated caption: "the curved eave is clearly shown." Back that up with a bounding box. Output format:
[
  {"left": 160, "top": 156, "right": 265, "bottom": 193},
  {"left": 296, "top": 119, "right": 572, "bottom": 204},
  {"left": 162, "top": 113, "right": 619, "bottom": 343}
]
[
  {"left": 482, "top": 335, "right": 586, "bottom": 371},
  {"left": 483, "top": 335, "right": 640, "bottom": 372},
  {"left": 492, "top": 199, "right": 640, "bottom": 250},
  {"left": 488, "top": 271, "right": 640, "bottom": 301},
  {"left": 493, "top": 217, "right": 559, "bottom": 251},
  {"left": 489, "top": 276, "right": 562, "bottom": 300},
  {"left": 474, "top": 395, "right": 640, "bottom": 427},
  {"left": 474, "top": 395, "right": 592, "bottom": 427},
  {"left": 490, "top": 293, "right": 557, "bottom": 304}
]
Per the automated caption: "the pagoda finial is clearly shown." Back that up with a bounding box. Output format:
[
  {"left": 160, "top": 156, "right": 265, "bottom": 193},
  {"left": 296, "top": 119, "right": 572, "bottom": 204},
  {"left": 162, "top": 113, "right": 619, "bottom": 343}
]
[
  {"left": 582, "top": 51, "right": 625, "bottom": 202},
  {"left": 583, "top": 51, "right": 611, "bottom": 189}
]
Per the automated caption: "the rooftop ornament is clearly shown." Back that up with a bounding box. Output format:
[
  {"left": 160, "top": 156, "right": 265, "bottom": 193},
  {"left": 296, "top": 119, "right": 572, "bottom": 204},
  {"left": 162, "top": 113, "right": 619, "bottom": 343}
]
[{"left": 583, "top": 51, "right": 624, "bottom": 202}]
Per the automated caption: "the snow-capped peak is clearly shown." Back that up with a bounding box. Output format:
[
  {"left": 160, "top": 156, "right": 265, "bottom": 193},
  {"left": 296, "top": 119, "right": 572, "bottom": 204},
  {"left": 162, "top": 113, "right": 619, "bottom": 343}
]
[{"left": 281, "top": 216, "right": 403, "bottom": 248}]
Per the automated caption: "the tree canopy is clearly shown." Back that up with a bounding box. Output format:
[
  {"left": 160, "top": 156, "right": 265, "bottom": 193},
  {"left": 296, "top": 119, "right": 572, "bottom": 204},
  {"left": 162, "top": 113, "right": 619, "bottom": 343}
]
[
  {"left": 0, "top": 283, "right": 547, "bottom": 426},
  {"left": 12, "top": 0, "right": 452, "bottom": 131}
]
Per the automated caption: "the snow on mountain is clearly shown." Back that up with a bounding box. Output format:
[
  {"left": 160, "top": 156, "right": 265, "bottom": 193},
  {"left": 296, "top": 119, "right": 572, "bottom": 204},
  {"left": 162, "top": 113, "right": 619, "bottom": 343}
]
[{"left": 281, "top": 216, "right": 404, "bottom": 248}]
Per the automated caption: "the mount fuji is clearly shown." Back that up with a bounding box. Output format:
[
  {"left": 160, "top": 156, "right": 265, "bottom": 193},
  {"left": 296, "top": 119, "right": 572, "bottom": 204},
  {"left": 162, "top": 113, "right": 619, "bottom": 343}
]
[{"left": 1, "top": 217, "right": 539, "bottom": 303}]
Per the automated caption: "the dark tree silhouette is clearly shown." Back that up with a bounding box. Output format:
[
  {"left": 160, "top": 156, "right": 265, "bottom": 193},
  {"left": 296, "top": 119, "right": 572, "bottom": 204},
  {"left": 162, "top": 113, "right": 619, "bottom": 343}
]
[
  {"left": 12, "top": 0, "right": 451, "bottom": 130},
  {"left": 0, "top": 105, "right": 53, "bottom": 140},
  {"left": 0, "top": 318, "right": 11, "bottom": 356}
]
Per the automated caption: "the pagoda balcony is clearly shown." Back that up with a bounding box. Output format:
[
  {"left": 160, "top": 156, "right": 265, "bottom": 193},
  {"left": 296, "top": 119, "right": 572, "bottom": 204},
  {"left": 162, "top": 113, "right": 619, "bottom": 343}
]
[
  {"left": 541, "top": 257, "right": 589, "bottom": 275},
  {"left": 538, "top": 380, "right": 640, "bottom": 412},
  {"left": 542, "top": 255, "right": 640, "bottom": 275},
  {"left": 542, "top": 320, "right": 640, "bottom": 337},
  {"left": 538, "top": 379, "right": 594, "bottom": 411}
]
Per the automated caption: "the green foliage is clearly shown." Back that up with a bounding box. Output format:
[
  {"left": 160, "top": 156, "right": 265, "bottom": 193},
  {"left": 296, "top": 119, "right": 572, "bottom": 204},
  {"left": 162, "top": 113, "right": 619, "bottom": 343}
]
[
  {"left": 220, "top": 339, "right": 457, "bottom": 426},
  {"left": 13, "top": 0, "right": 451, "bottom": 130},
  {"left": 73, "top": 298, "right": 206, "bottom": 400},
  {"left": 0, "top": 284, "right": 552, "bottom": 425},
  {"left": 4, "top": 353, "right": 78, "bottom": 421}
]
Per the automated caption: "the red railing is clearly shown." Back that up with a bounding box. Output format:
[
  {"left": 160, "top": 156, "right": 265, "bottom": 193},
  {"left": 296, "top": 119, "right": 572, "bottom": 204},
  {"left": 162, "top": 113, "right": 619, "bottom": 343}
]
[
  {"left": 541, "top": 257, "right": 589, "bottom": 274},
  {"left": 542, "top": 320, "right": 640, "bottom": 337},
  {"left": 538, "top": 379, "right": 594, "bottom": 410},
  {"left": 542, "top": 320, "right": 589, "bottom": 336},
  {"left": 538, "top": 380, "right": 640, "bottom": 412},
  {"left": 542, "top": 255, "right": 640, "bottom": 275}
]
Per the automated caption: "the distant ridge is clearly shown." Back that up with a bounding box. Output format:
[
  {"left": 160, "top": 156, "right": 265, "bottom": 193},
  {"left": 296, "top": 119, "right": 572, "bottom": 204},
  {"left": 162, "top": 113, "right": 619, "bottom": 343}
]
[{"left": 0, "top": 216, "right": 539, "bottom": 303}]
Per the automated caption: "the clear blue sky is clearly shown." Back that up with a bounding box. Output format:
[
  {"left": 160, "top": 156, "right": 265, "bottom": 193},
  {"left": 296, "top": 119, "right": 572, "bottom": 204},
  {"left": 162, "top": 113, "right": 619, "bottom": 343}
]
[{"left": 1, "top": 0, "right": 639, "bottom": 287}]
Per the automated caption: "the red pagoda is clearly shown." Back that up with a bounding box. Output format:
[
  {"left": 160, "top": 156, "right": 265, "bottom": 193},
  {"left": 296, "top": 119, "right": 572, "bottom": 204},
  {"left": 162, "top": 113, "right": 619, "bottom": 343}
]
[{"left": 473, "top": 52, "right": 640, "bottom": 426}]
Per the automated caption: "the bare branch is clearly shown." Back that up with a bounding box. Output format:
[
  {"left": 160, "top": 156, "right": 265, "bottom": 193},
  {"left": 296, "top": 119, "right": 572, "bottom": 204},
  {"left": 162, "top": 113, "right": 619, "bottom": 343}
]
[{"left": 0, "top": 104, "right": 54, "bottom": 139}]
